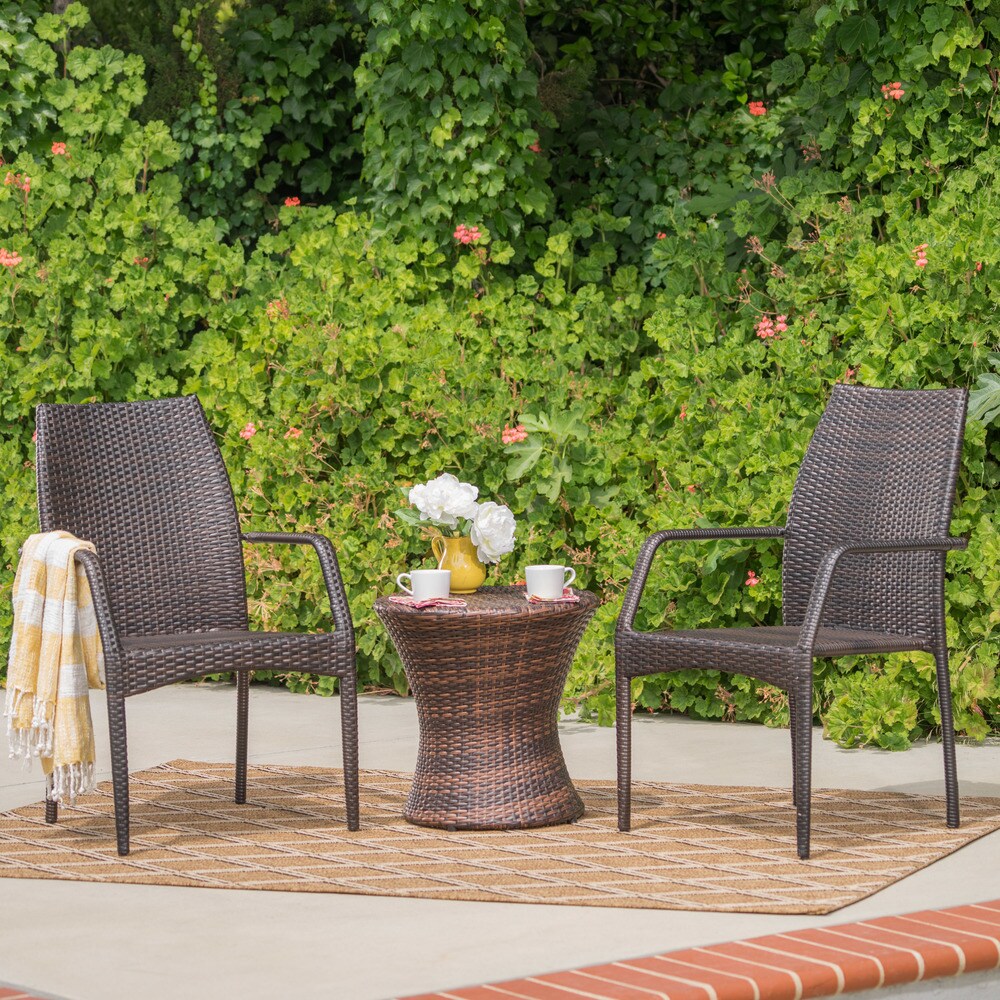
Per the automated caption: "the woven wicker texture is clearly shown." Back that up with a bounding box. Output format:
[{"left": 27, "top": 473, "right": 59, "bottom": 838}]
[
  {"left": 34, "top": 397, "right": 359, "bottom": 855},
  {"left": 616, "top": 385, "right": 968, "bottom": 859},
  {"left": 3, "top": 760, "right": 1000, "bottom": 915},
  {"left": 375, "top": 586, "right": 598, "bottom": 829}
]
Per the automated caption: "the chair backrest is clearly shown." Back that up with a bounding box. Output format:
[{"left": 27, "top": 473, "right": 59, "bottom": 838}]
[
  {"left": 35, "top": 396, "right": 248, "bottom": 637},
  {"left": 782, "top": 384, "right": 967, "bottom": 638}
]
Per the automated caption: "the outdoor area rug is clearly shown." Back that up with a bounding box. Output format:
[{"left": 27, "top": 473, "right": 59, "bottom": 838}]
[{"left": 2, "top": 759, "right": 999, "bottom": 915}]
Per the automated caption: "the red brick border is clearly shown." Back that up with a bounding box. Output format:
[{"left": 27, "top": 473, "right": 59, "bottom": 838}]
[{"left": 401, "top": 899, "right": 1000, "bottom": 999}]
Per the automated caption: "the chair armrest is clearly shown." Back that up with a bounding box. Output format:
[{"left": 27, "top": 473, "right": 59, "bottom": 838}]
[
  {"left": 617, "top": 527, "right": 786, "bottom": 633},
  {"left": 72, "top": 548, "right": 124, "bottom": 666},
  {"left": 796, "top": 536, "right": 968, "bottom": 654},
  {"left": 241, "top": 532, "right": 355, "bottom": 642}
]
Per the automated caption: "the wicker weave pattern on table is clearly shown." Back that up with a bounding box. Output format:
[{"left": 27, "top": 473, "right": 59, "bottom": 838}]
[
  {"left": 34, "top": 396, "right": 359, "bottom": 855},
  {"left": 375, "top": 586, "right": 598, "bottom": 830}
]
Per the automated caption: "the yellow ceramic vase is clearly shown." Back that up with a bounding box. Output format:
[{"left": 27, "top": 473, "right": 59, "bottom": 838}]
[{"left": 431, "top": 535, "right": 486, "bottom": 594}]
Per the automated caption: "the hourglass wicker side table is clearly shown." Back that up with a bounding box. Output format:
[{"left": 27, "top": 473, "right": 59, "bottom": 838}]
[{"left": 375, "top": 586, "right": 598, "bottom": 830}]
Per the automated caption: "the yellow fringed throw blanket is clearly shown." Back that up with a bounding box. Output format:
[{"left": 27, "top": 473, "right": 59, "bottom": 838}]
[{"left": 4, "top": 531, "right": 105, "bottom": 802}]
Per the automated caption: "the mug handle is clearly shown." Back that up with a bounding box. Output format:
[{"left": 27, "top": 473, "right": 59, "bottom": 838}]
[
  {"left": 563, "top": 567, "right": 576, "bottom": 590},
  {"left": 396, "top": 572, "right": 413, "bottom": 595},
  {"left": 431, "top": 535, "right": 446, "bottom": 568}
]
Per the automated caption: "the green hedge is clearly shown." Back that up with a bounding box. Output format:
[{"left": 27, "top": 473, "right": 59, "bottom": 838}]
[{"left": 0, "top": 1, "right": 998, "bottom": 749}]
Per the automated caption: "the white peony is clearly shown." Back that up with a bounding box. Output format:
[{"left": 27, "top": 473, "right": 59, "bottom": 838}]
[
  {"left": 470, "top": 501, "right": 516, "bottom": 563},
  {"left": 408, "top": 473, "right": 479, "bottom": 529}
]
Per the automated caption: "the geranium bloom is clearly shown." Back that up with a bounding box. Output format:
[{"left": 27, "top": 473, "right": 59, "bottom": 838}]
[
  {"left": 239, "top": 422, "right": 257, "bottom": 440},
  {"left": 747, "top": 101, "right": 767, "bottom": 116},
  {"left": 881, "top": 82, "right": 905, "bottom": 100},
  {"left": 775, "top": 314, "right": 788, "bottom": 333},
  {"left": 913, "top": 243, "right": 928, "bottom": 268},
  {"left": 0, "top": 247, "right": 22, "bottom": 268},
  {"left": 528, "top": 142, "right": 542, "bottom": 153},
  {"left": 285, "top": 426, "right": 302, "bottom": 439},
  {"left": 284, "top": 196, "right": 300, "bottom": 207},
  {"left": 470, "top": 501, "right": 516, "bottom": 563},
  {"left": 756, "top": 316, "right": 777, "bottom": 339},
  {"left": 133, "top": 256, "right": 150, "bottom": 267},
  {"left": 453, "top": 223, "right": 482, "bottom": 245},
  {"left": 745, "top": 570, "right": 760, "bottom": 587},
  {"left": 656, "top": 232, "right": 666, "bottom": 240},
  {"left": 409, "top": 473, "right": 479, "bottom": 528},
  {"left": 51, "top": 142, "right": 67, "bottom": 156},
  {"left": 501, "top": 424, "right": 528, "bottom": 444}
]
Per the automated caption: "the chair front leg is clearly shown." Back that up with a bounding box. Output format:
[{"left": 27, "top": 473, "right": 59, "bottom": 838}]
[
  {"left": 791, "top": 670, "right": 813, "bottom": 860},
  {"left": 616, "top": 670, "right": 632, "bottom": 832},
  {"left": 235, "top": 670, "right": 250, "bottom": 805},
  {"left": 339, "top": 669, "right": 360, "bottom": 831},
  {"left": 107, "top": 692, "right": 130, "bottom": 856},
  {"left": 934, "top": 643, "right": 960, "bottom": 829},
  {"left": 788, "top": 687, "right": 798, "bottom": 807}
]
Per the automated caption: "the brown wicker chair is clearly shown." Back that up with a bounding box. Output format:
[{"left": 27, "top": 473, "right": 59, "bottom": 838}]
[
  {"left": 616, "top": 385, "right": 968, "bottom": 859},
  {"left": 34, "top": 396, "right": 359, "bottom": 856}
]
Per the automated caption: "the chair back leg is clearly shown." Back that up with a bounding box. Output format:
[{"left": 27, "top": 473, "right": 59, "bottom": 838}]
[
  {"left": 791, "top": 674, "right": 813, "bottom": 859},
  {"left": 934, "top": 644, "right": 960, "bottom": 828},
  {"left": 45, "top": 798, "right": 58, "bottom": 824},
  {"left": 339, "top": 670, "right": 360, "bottom": 831},
  {"left": 235, "top": 670, "right": 250, "bottom": 805},
  {"left": 616, "top": 672, "right": 632, "bottom": 832},
  {"left": 107, "top": 693, "right": 130, "bottom": 856}
]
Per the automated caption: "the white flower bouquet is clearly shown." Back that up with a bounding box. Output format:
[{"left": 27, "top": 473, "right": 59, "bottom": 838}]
[{"left": 395, "top": 473, "right": 516, "bottom": 564}]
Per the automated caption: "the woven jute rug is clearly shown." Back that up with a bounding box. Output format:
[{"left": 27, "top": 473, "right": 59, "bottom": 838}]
[{"left": 2, "top": 760, "right": 998, "bottom": 915}]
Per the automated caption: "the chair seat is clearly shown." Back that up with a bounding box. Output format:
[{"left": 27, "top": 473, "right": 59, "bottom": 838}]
[
  {"left": 619, "top": 624, "right": 929, "bottom": 682},
  {"left": 122, "top": 629, "right": 353, "bottom": 694}
]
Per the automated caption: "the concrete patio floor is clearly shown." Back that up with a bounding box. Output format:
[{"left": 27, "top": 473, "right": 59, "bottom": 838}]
[{"left": 2, "top": 683, "right": 1000, "bottom": 1000}]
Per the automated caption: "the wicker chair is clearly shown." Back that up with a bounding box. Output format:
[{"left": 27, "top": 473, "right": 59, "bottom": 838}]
[
  {"left": 616, "top": 385, "right": 968, "bottom": 859},
  {"left": 34, "top": 396, "right": 359, "bottom": 856}
]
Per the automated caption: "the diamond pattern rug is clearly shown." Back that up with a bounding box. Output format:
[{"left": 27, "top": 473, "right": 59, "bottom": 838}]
[{"left": 1, "top": 760, "right": 998, "bottom": 914}]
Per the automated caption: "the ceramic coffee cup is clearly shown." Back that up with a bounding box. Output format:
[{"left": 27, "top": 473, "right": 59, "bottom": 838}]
[
  {"left": 525, "top": 564, "right": 576, "bottom": 600},
  {"left": 396, "top": 568, "right": 451, "bottom": 601}
]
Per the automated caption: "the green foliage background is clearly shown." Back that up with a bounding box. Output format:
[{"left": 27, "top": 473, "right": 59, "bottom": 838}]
[{"left": 1, "top": 0, "right": 998, "bottom": 748}]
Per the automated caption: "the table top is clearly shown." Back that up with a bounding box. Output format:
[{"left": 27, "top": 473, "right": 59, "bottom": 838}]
[{"left": 374, "top": 585, "right": 598, "bottom": 620}]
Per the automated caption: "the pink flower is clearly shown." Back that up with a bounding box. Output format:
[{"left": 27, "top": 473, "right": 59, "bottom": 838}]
[
  {"left": 284, "top": 426, "right": 302, "bottom": 439},
  {"left": 912, "top": 244, "right": 928, "bottom": 268},
  {"left": 775, "top": 314, "right": 788, "bottom": 333},
  {"left": 756, "top": 316, "right": 776, "bottom": 340},
  {"left": 266, "top": 298, "right": 290, "bottom": 320},
  {"left": 284, "top": 197, "right": 300, "bottom": 207},
  {"left": 881, "top": 82, "right": 905, "bottom": 100},
  {"left": 975, "top": 262, "right": 983, "bottom": 272},
  {"left": 239, "top": 422, "right": 257, "bottom": 440},
  {"left": 656, "top": 232, "right": 666, "bottom": 240},
  {"left": 51, "top": 141, "right": 67, "bottom": 156},
  {"left": 679, "top": 404, "right": 687, "bottom": 420},
  {"left": 528, "top": 142, "right": 542, "bottom": 153},
  {"left": 133, "top": 256, "right": 150, "bottom": 267},
  {"left": 686, "top": 484, "right": 696, "bottom": 493},
  {"left": 747, "top": 101, "right": 767, "bottom": 117},
  {"left": 32, "top": 430, "right": 37, "bottom": 443},
  {"left": 501, "top": 423, "right": 528, "bottom": 445},
  {"left": 453, "top": 224, "right": 482, "bottom": 245},
  {"left": 0, "top": 247, "right": 22, "bottom": 268},
  {"left": 4, "top": 172, "right": 30, "bottom": 193},
  {"left": 745, "top": 570, "right": 760, "bottom": 587}
]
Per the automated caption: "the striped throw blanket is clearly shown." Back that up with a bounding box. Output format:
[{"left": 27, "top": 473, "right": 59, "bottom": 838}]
[{"left": 4, "top": 531, "right": 105, "bottom": 802}]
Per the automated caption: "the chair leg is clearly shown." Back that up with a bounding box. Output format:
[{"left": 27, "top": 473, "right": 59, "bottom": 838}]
[
  {"left": 792, "top": 677, "right": 813, "bottom": 860},
  {"left": 235, "top": 670, "right": 250, "bottom": 805},
  {"left": 107, "top": 693, "right": 130, "bottom": 857},
  {"left": 934, "top": 644, "right": 960, "bottom": 829},
  {"left": 339, "top": 670, "right": 360, "bottom": 831},
  {"left": 44, "top": 796, "right": 58, "bottom": 824},
  {"left": 788, "top": 688, "right": 798, "bottom": 807},
  {"left": 616, "top": 671, "right": 632, "bottom": 832}
]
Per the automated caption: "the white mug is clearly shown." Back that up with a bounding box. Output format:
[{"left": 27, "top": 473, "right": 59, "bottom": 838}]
[
  {"left": 397, "top": 568, "right": 451, "bottom": 600},
  {"left": 525, "top": 564, "right": 576, "bottom": 600}
]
